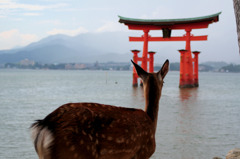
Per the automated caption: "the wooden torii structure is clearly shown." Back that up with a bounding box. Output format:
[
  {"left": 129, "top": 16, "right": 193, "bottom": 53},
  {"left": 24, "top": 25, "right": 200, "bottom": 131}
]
[{"left": 119, "top": 12, "right": 221, "bottom": 88}]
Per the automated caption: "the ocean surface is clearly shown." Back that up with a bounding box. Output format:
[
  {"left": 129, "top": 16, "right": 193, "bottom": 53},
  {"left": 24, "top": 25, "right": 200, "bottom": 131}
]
[{"left": 0, "top": 69, "right": 239, "bottom": 159}]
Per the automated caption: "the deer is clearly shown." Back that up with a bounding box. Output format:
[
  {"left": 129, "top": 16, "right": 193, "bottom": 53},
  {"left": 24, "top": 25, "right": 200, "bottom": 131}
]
[{"left": 30, "top": 59, "right": 169, "bottom": 159}]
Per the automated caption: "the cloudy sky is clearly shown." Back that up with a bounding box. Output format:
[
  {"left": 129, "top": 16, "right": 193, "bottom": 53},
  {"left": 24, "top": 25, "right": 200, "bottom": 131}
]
[{"left": 0, "top": 0, "right": 239, "bottom": 63}]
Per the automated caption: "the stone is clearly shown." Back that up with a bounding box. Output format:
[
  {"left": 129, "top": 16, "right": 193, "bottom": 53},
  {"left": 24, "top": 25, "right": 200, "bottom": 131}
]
[{"left": 226, "top": 148, "right": 240, "bottom": 159}]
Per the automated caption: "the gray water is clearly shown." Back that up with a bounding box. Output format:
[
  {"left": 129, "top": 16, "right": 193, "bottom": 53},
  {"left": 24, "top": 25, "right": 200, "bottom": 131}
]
[{"left": 0, "top": 69, "right": 239, "bottom": 159}]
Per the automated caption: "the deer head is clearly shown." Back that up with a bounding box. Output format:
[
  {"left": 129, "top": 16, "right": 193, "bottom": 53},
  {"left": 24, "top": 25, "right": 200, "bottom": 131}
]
[{"left": 131, "top": 59, "right": 169, "bottom": 132}]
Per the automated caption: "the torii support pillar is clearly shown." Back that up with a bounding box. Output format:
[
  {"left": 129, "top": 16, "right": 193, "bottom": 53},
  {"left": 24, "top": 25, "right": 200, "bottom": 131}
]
[
  {"left": 131, "top": 50, "right": 141, "bottom": 87},
  {"left": 178, "top": 49, "right": 188, "bottom": 88},
  {"left": 179, "top": 49, "right": 201, "bottom": 88},
  {"left": 148, "top": 51, "right": 156, "bottom": 73},
  {"left": 192, "top": 51, "right": 200, "bottom": 87}
]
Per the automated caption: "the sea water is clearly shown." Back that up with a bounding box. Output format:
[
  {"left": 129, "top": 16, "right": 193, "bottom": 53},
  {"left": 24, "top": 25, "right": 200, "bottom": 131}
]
[{"left": 0, "top": 69, "right": 239, "bottom": 159}]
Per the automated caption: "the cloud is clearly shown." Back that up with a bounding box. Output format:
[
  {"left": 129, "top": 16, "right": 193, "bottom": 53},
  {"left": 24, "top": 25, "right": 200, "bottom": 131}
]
[
  {"left": 96, "top": 21, "right": 127, "bottom": 33},
  {"left": 47, "top": 27, "right": 88, "bottom": 36},
  {"left": 38, "top": 20, "right": 61, "bottom": 25},
  {"left": 0, "top": 0, "right": 67, "bottom": 11},
  {"left": 23, "top": 12, "right": 41, "bottom": 16},
  {"left": 0, "top": 0, "right": 68, "bottom": 20},
  {"left": 0, "top": 29, "right": 39, "bottom": 50}
]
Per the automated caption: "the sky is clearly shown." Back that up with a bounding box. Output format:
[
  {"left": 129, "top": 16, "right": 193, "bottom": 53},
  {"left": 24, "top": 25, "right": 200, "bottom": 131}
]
[{"left": 0, "top": 0, "right": 240, "bottom": 63}]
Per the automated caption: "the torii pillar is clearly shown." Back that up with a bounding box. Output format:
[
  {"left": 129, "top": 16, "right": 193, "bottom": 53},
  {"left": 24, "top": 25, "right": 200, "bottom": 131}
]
[
  {"left": 178, "top": 49, "right": 188, "bottom": 87},
  {"left": 148, "top": 51, "right": 156, "bottom": 73},
  {"left": 142, "top": 30, "right": 149, "bottom": 72},
  {"left": 192, "top": 51, "right": 200, "bottom": 87},
  {"left": 178, "top": 49, "right": 201, "bottom": 88},
  {"left": 184, "top": 29, "right": 195, "bottom": 87},
  {"left": 131, "top": 50, "right": 140, "bottom": 87}
]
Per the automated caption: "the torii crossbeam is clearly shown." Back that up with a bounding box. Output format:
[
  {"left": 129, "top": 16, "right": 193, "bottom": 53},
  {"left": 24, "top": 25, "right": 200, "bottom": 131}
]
[{"left": 119, "top": 12, "right": 221, "bottom": 88}]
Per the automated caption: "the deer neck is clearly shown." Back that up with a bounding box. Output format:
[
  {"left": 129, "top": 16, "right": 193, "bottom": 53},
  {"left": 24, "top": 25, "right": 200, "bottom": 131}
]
[{"left": 144, "top": 76, "right": 161, "bottom": 133}]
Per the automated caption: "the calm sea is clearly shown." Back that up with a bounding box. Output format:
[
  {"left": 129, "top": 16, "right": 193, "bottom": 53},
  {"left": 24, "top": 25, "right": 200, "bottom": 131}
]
[{"left": 0, "top": 69, "right": 239, "bottom": 159}]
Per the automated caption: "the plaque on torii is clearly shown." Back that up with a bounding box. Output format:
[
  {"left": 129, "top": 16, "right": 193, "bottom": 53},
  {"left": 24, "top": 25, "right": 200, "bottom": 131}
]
[{"left": 119, "top": 12, "right": 221, "bottom": 88}]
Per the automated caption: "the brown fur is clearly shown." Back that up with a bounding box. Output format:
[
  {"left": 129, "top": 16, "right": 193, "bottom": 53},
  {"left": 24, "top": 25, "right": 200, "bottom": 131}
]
[{"left": 30, "top": 60, "right": 169, "bottom": 159}]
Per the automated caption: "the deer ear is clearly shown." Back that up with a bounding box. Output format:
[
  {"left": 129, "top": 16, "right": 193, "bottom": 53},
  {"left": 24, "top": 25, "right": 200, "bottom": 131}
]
[
  {"left": 157, "top": 59, "right": 169, "bottom": 80},
  {"left": 131, "top": 60, "right": 148, "bottom": 80}
]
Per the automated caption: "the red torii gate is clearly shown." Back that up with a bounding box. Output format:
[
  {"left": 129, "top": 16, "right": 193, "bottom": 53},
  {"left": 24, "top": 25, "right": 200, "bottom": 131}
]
[{"left": 119, "top": 12, "right": 221, "bottom": 88}]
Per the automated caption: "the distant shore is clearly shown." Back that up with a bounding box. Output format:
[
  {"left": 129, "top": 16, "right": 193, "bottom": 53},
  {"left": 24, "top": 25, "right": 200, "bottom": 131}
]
[{"left": 1, "top": 60, "right": 240, "bottom": 72}]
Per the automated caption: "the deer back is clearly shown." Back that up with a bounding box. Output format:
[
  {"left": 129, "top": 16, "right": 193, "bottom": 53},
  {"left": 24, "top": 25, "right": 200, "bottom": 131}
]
[{"left": 34, "top": 103, "right": 156, "bottom": 159}]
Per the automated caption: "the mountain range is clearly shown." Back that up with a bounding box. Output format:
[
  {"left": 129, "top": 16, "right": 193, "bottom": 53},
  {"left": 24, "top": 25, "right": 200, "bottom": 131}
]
[
  {"left": 0, "top": 32, "right": 237, "bottom": 66},
  {"left": 0, "top": 32, "right": 133, "bottom": 64}
]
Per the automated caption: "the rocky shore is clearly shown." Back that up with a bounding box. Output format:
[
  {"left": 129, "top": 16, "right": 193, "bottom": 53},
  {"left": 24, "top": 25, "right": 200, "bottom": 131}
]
[{"left": 213, "top": 148, "right": 240, "bottom": 159}]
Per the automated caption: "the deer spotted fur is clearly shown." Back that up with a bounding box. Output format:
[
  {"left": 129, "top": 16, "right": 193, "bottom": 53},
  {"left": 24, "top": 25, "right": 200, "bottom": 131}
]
[{"left": 31, "top": 59, "right": 169, "bottom": 159}]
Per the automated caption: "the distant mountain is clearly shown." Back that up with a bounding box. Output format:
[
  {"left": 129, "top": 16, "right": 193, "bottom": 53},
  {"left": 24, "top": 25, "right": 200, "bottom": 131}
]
[
  {"left": 220, "top": 64, "right": 240, "bottom": 72},
  {"left": 0, "top": 32, "right": 235, "bottom": 65},
  {"left": 0, "top": 32, "right": 132, "bottom": 64}
]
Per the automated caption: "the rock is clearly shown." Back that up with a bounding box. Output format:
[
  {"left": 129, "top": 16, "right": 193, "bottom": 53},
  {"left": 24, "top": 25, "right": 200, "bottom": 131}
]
[
  {"left": 213, "top": 157, "right": 222, "bottom": 159},
  {"left": 226, "top": 148, "right": 240, "bottom": 159}
]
